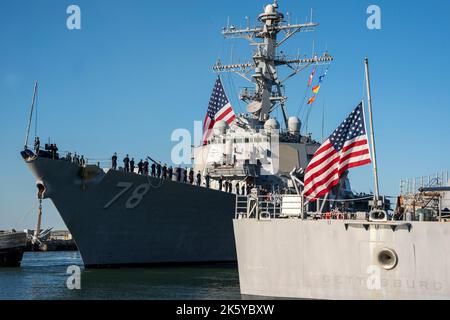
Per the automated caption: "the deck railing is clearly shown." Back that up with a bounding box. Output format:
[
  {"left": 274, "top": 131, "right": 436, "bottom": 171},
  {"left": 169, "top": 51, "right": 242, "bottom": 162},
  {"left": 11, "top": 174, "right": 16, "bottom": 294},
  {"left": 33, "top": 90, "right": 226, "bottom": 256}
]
[
  {"left": 400, "top": 172, "right": 449, "bottom": 195},
  {"left": 235, "top": 194, "right": 283, "bottom": 220}
]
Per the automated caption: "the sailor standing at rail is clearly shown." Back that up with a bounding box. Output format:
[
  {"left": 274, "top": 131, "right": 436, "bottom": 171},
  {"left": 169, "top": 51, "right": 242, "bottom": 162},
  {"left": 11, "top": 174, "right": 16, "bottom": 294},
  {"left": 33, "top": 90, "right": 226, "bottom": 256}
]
[
  {"left": 123, "top": 154, "right": 130, "bottom": 172},
  {"left": 246, "top": 183, "right": 252, "bottom": 195},
  {"left": 176, "top": 167, "right": 181, "bottom": 182},
  {"left": 156, "top": 162, "right": 162, "bottom": 179},
  {"left": 205, "top": 173, "right": 211, "bottom": 189},
  {"left": 189, "top": 168, "right": 194, "bottom": 184},
  {"left": 168, "top": 166, "right": 173, "bottom": 180},
  {"left": 219, "top": 176, "right": 223, "bottom": 191},
  {"left": 74, "top": 153, "right": 79, "bottom": 165},
  {"left": 143, "top": 159, "right": 149, "bottom": 175},
  {"left": 183, "top": 168, "right": 188, "bottom": 183},
  {"left": 151, "top": 162, "right": 156, "bottom": 177},
  {"left": 138, "top": 159, "right": 143, "bottom": 175},
  {"left": 196, "top": 171, "right": 201, "bottom": 186},
  {"left": 235, "top": 181, "right": 240, "bottom": 195},
  {"left": 51, "top": 144, "right": 58, "bottom": 159},
  {"left": 130, "top": 158, "right": 135, "bottom": 173},
  {"left": 80, "top": 155, "right": 85, "bottom": 167},
  {"left": 162, "top": 164, "right": 168, "bottom": 179},
  {"left": 34, "top": 137, "right": 40, "bottom": 154},
  {"left": 111, "top": 153, "right": 118, "bottom": 170},
  {"left": 224, "top": 180, "right": 229, "bottom": 193}
]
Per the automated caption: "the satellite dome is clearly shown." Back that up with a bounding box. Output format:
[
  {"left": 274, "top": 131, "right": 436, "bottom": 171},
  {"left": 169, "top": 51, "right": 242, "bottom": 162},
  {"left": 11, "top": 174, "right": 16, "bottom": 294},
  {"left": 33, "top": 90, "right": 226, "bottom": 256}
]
[
  {"left": 288, "top": 117, "right": 301, "bottom": 134},
  {"left": 265, "top": 4, "right": 275, "bottom": 14},
  {"left": 264, "top": 118, "right": 280, "bottom": 132}
]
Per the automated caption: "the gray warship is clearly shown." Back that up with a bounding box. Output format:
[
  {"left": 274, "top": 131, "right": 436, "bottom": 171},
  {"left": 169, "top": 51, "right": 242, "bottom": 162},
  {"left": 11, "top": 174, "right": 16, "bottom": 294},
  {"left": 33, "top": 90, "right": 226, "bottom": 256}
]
[
  {"left": 234, "top": 171, "right": 450, "bottom": 300},
  {"left": 21, "top": 1, "right": 353, "bottom": 268},
  {"left": 232, "top": 3, "right": 450, "bottom": 300}
]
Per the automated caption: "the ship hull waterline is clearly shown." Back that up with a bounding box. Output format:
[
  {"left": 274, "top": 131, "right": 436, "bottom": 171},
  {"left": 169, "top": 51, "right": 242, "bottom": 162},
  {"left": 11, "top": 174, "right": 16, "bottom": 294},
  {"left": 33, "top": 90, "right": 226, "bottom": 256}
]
[{"left": 24, "top": 156, "right": 237, "bottom": 268}]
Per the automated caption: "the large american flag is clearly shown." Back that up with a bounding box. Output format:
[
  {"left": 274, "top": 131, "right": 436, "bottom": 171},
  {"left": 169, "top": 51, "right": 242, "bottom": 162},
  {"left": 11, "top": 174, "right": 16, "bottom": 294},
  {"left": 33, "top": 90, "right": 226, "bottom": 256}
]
[
  {"left": 303, "top": 103, "right": 372, "bottom": 200},
  {"left": 202, "top": 77, "right": 235, "bottom": 144}
]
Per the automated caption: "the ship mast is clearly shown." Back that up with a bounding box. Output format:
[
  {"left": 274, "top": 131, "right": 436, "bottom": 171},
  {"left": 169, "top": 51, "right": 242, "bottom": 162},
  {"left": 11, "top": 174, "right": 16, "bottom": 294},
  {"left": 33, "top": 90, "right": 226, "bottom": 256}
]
[
  {"left": 364, "top": 57, "right": 381, "bottom": 207},
  {"left": 24, "top": 82, "right": 38, "bottom": 149},
  {"left": 213, "top": 1, "right": 333, "bottom": 128}
]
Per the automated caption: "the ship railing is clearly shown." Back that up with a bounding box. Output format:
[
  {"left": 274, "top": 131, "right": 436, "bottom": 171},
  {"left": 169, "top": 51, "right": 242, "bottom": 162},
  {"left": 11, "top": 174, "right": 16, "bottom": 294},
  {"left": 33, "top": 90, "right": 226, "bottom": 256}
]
[
  {"left": 207, "top": 165, "right": 260, "bottom": 178},
  {"left": 86, "top": 159, "right": 112, "bottom": 169},
  {"left": 235, "top": 194, "right": 283, "bottom": 220},
  {"left": 31, "top": 147, "right": 111, "bottom": 168},
  {"left": 400, "top": 171, "right": 449, "bottom": 195},
  {"left": 58, "top": 152, "right": 113, "bottom": 169}
]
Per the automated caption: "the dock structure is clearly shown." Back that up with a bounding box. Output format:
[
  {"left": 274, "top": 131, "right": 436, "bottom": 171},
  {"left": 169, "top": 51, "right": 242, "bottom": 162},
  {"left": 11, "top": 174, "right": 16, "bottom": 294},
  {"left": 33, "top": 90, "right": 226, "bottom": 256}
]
[{"left": 24, "top": 229, "right": 78, "bottom": 252}]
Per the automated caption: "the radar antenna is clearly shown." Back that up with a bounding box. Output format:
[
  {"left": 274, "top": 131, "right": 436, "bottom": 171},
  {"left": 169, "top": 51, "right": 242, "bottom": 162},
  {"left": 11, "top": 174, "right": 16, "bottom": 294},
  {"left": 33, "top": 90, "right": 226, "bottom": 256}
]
[{"left": 214, "top": 1, "right": 333, "bottom": 128}]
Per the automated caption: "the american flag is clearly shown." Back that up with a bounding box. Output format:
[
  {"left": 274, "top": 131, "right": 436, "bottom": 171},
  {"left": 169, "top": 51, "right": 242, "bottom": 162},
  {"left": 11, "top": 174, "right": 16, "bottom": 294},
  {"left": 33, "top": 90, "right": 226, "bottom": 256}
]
[
  {"left": 303, "top": 103, "right": 372, "bottom": 200},
  {"left": 202, "top": 77, "right": 235, "bottom": 144}
]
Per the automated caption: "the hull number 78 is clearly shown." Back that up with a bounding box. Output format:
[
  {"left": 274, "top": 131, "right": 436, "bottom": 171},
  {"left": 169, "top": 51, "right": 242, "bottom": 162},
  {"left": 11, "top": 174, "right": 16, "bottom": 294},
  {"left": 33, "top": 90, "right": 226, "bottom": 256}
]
[{"left": 103, "top": 182, "right": 150, "bottom": 209}]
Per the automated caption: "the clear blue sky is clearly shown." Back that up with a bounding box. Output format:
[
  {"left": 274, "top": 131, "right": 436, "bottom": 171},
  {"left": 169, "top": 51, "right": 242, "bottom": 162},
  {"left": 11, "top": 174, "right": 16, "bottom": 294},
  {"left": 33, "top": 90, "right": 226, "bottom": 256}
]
[{"left": 1, "top": 0, "right": 449, "bottom": 230}]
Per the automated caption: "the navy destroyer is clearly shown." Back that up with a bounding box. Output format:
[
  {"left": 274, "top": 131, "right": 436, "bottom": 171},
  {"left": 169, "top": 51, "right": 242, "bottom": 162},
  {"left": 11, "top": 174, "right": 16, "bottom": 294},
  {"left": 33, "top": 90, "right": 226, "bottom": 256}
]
[{"left": 20, "top": 1, "right": 356, "bottom": 268}]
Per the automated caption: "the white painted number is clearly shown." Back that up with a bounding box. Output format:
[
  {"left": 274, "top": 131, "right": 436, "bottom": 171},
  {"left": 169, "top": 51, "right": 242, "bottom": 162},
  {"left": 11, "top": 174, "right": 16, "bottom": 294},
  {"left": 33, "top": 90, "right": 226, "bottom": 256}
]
[
  {"left": 104, "top": 182, "right": 150, "bottom": 209},
  {"left": 104, "top": 182, "right": 133, "bottom": 208},
  {"left": 126, "top": 184, "right": 150, "bottom": 209}
]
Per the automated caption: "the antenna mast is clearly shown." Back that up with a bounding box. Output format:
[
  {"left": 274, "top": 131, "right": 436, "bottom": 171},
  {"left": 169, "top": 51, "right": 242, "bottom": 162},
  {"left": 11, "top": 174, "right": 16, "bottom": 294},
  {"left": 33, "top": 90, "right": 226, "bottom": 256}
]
[
  {"left": 364, "top": 58, "right": 381, "bottom": 207},
  {"left": 24, "top": 82, "right": 38, "bottom": 149},
  {"left": 213, "top": 1, "right": 333, "bottom": 128}
]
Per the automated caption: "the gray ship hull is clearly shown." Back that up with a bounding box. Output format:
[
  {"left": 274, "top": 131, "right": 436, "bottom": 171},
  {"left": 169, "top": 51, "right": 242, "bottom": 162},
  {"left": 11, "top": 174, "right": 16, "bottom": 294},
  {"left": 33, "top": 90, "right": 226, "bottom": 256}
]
[
  {"left": 24, "top": 156, "right": 237, "bottom": 268},
  {"left": 233, "top": 219, "right": 450, "bottom": 300}
]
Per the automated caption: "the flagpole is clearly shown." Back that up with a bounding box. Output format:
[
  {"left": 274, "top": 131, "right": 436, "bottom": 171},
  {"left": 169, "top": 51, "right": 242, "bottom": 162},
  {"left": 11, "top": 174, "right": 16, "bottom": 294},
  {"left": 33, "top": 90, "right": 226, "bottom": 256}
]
[{"left": 364, "top": 57, "right": 380, "bottom": 206}]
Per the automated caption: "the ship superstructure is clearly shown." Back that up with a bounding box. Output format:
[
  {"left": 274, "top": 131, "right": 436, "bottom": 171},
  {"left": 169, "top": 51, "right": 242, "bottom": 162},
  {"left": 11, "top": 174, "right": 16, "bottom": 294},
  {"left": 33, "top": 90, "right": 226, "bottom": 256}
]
[{"left": 192, "top": 1, "right": 348, "bottom": 199}]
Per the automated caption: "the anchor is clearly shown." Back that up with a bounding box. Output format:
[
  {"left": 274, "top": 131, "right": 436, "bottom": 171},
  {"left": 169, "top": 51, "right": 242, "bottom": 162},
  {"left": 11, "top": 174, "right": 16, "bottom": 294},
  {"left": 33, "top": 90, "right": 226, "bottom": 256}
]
[{"left": 31, "top": 182, "right": 46, "bottom": 251}]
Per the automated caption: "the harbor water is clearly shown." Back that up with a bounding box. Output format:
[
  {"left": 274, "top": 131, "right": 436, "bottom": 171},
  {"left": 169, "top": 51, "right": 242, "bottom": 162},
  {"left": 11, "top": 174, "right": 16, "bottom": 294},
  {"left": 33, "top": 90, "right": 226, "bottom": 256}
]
[{"left": 0, "top": 252, "right": 241, "bottom": 300}]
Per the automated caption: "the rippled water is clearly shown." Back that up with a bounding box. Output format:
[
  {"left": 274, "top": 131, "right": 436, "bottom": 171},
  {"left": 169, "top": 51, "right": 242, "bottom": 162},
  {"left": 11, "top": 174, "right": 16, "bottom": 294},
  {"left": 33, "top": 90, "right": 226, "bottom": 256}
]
[{"left": 0, "top": 252, "right": 241, "bottom": 300}]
